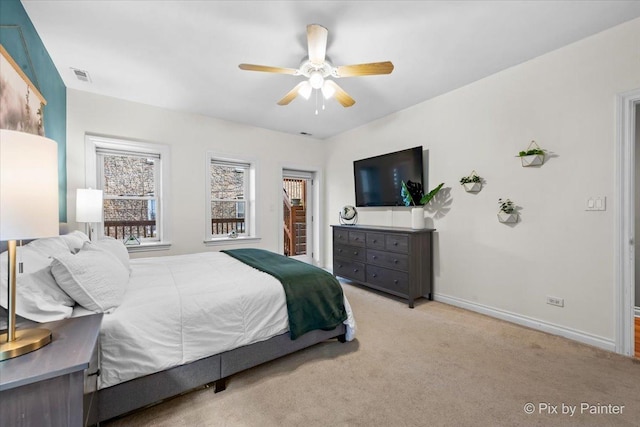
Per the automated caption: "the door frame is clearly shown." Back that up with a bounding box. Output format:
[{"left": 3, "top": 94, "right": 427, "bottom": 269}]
[
  {"left": 615, "top": 88, "right": 639, "bottom": 356},
  {"left": 279, "top": 165, "right": 323, "bottom": 266}
]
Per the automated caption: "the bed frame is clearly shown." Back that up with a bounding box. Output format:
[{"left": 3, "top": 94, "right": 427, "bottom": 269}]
[{"left": 87, "top": 324, "right": 346, "bottom": 424}]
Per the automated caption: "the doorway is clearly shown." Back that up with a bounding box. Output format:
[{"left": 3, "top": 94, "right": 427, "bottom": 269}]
[
  {"left": 282, "top": 169, "right": 314, "bottom": 264},
  {"left": 635, "top": 103, "right": 640, "bottom": 358},
  {"left": 616, "top": 89, "right": 640, "bottom": 357}
]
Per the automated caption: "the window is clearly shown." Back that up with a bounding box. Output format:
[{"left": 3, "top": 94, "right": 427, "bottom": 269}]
[
  {"left": 85, "top": 135, "right": 170, "bottom": 251},
  {"left": 206, "top": 154, "right": 257, "bottom": 243}
]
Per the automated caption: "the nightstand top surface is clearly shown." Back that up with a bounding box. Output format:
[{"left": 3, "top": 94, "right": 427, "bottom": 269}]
[{"left": 0, "top": 313, "right": 103, "bottom": 391}]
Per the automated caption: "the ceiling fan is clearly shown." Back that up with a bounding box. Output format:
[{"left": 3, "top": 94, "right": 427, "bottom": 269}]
[{"left": 239, "top": 24, "right": 394, "bottom": 108}]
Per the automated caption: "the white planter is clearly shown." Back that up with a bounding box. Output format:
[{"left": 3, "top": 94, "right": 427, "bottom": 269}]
[
  {"left": 520, "top": 154, "right": 544, "bottom": 167},
  {"left": 462, "top": 182, "right": 482, "bottom": 192},
  {"left": 411, "top": 207, "right": 425, "bottom": 229},
  {"left": 497, "top": 212, "right": 518, "bottom": 223}
]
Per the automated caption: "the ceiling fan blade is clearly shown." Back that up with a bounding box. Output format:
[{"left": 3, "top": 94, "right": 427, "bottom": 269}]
[
  {"left": 239, "top": 64, "right": 299, "bottom": 75},
  {"left": 307, "top": 24, "right": 328, "bottom": 64},
  {"left": 335, "top": 61, "right": 395, "bottom": 77},
  {"left": 324, "top": 80, "right": 355, "bottom": 107},
  {"left": 277, "top": 82, "right": 306, "bottom": 105}
]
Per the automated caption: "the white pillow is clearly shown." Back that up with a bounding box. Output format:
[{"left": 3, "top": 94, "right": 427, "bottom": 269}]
[
  {"left": 0, "top": 246, "right": 74, "bottom": 322},
  {"left": 51, "top": 249, "right": 128, "bottom": 313},
  {"left": 27, "top": 236, "right": 71, "bottom": 258},
  {"left": 82, "top": 238, "right": 130, "bottom": 273},
  {"left": 60, "top": 230, "right": 90, "bottom": 254}
]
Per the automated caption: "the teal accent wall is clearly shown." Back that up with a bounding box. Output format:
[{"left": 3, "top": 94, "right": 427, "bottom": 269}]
[{"left": 0, "top": 0, "right": 67, "bottom": 221}]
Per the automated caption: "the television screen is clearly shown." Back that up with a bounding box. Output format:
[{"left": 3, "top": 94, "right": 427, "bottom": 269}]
[{"left": 354, "top": 146, "right": 424, "bottom": 207}]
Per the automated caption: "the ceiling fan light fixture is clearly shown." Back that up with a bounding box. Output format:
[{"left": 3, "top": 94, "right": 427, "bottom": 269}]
[
  {"left": 321, "top": 80, "right": 336, "bottom": 99},
  {"left": 239, "top": 24, "right": 392, "bottom": 108},
  {"left": 298, "top": 81, "right": 312, "bottom": 99},
  {"left": 309, "top": 71, "right": 324, "bottom": 89}
]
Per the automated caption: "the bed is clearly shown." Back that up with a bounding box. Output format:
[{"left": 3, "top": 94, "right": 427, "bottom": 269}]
[{"left": 0, "top": 231, "right": 356, "bottom": 424}]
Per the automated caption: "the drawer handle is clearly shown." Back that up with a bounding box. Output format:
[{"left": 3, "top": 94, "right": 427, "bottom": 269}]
[
  {"left": 353, "top": 269, "right": 359, "bottom": 273},
  {"left": 354, "top": 237, "right": 360, "bottom": 241},
  {"left": 394, "top": 259, "right": 398, "bottom": 264},
  {"left": 372, "top": 273, "right": 377, "bottom": 278},
  {"left": 353, "top": 251, "right": 359, "bottom": 255},
  {"left": 372, "top": 255, "right": 377, "bottom": 259},
  {"left": 338, "top": 264, "right": 343, "bottom": 268},
  {"left": 373, "top": 239, "right": 377, "bottom": 243},
  {"left": 393, "top": 241, "right": 398, "bottom": 246},
  {"left": 338, "top": 249, "right": 343, "bottom": 253},
  {"left": 393, "top": 279, "right": 398, "bottom": 284}
]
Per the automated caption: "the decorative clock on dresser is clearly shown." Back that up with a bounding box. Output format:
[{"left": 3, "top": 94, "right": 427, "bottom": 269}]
[{"left": 332, "top": 224, "right": 434, "bottom": 308}]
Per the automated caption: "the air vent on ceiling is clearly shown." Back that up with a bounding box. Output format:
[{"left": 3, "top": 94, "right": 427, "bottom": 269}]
[
  {"left": 71, "top": 68, "right": 91, "bottom": 82},
  {"left": 300, "top": 132, "right": 312, "bottom": 136}
]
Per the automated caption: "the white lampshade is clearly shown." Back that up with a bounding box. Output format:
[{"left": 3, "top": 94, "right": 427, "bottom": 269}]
[
  {"left": 76, "top": 188, "right": 103, "bottom": 223},
  {"left": 321, "top": 80, "right": 336, "bottom": 99},
  {"left": 309, "top": 71, "right": 324, "bottom": 89},
  {"left": 298, "top": 81, "right": 312, "bottom": 100},
  {"left": 0, "top": 129, "right": 59, "bottom": 241}
]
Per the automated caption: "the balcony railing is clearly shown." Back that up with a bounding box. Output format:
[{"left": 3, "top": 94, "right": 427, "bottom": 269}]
[
  {"left": 104, "top": 218, "right": 246, "bottom": 240},
  {"left": 212, "top": 218, "right": 245, "bottom": 235},
  {"left": 104, "top": 220, "right": 156, "bottom": 240}
]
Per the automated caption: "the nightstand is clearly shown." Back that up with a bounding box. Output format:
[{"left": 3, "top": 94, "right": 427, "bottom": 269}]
[{"left": 0, "top": 313, "right": 102, "bottom": 427}]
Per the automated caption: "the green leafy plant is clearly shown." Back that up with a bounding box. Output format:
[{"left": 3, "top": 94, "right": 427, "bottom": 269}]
[
  {"left": 517, "top": 148, "right": 545, "bottom": 157},
  {"left": 459, "top": 175, "right": 482, "bottom": 184},
  {"left": 401, "top": 181, "right": 444, "bottom": 206},
  {"left": 498, "top": 198, "right": 515, "bottom": 214}
]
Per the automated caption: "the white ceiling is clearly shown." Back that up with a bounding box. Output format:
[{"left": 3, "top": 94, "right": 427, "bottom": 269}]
[{"left": 22, "top": 1, "right": 640, "bottom": 140}]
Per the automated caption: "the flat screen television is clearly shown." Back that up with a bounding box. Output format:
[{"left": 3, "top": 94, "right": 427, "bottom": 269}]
[{"left": 354, "top": 146, "right": 424, "bottom": 207}]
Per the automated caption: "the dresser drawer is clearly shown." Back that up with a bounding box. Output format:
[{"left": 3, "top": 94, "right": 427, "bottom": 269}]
[
  {"left": 333, "top": 259, "right": 366, "bottom": 282},
  {"left": 348, "top": 231, "right": 366, "bottom": 247},
  {"left": 385, "top": 234, "right": 409, "bottom": 253},
  {"left": 333, "top": 228, "right": 349, "bottom": 244},
  {"left": 366, "top": 233, "right": 385, "bottom": 250},
  {"left": 334, "top": 244, "right": 365, "bottom": 261},
  {"left": 366, "top": 265, "right": 409, "bottom": 295},
  {"left": 367, "top": 249, "right": 409, "bottom": 271}
]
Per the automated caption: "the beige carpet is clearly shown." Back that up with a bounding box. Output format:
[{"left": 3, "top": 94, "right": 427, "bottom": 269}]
[{"left": 104, "top": 282, "right": 640, "bottom": 427}]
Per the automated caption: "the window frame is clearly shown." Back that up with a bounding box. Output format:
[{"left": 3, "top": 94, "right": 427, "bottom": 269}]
[
  {"left": 85, "top": 135, "right": 171, "bottom": 252},
  {"left": 205, "top": 152, "right": 259, "bottom": 245}
]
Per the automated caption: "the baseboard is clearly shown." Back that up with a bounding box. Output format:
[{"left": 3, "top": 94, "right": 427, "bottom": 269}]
[{"left": 434, "top": 293, "right": 616, "bottom": 353}]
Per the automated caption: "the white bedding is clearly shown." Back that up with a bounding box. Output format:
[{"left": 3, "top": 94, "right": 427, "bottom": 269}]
[{"left": 74, "top": 251, "right": 355, "bottom": 389}]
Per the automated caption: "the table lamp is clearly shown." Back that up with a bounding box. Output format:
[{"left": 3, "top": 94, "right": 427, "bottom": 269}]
[
  {"left": 76, "top": 188, "right": 103, "bottom": 241},
  {"left": 0, "top": 129, "right": 59, "bottom": 361}
]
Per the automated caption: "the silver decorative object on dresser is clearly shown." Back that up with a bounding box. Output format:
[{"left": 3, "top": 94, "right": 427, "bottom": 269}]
[{"left": 332, "top": 224, "right": 434, "bottom": 308}]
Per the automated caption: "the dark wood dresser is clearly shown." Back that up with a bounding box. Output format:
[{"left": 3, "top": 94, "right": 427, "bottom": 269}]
[{"left": 332, "top": 224, "right": 434, "bottom": 308}]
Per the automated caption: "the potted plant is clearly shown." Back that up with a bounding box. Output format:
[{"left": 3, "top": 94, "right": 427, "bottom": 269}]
[
  {"left": 517, "top": 140, "right": 545, "bottom": 167},
  {"left": 459, "top": 170, "right": 482, "bottom": 192},
  {"left": 401, "top": 180, "right": 445, "bottom": 229},
  {"left": 497, "top": 198, "right": 518, "bottom": 223}
]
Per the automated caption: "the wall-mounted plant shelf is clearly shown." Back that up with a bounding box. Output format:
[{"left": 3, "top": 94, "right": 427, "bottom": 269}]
[
  {"left": 497, "top": 198, "right": 518, "bottom": 223},
  {"left": 497, "top": 212, "right": 518, "bottom": 223},
  {"left": 517, "top": 140, "right": 545, "bottom": 167},
  {"left": 459, "top": 170, "right": 482, "bottom": 192}
]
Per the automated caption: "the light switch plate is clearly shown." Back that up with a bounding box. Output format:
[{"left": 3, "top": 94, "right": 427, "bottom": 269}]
[{"left": 586, "top": 196, "right": 606, "bottom": 211}]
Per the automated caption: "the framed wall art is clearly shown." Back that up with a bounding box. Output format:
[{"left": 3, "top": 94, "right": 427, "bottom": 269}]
[{"left": 0, "top": 44, "right": 47, "bottom": 136}]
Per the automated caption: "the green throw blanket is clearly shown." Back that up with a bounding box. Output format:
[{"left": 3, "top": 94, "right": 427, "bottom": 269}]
[{"left": 222, "top": 248, "right": 347, "bottom": 340}]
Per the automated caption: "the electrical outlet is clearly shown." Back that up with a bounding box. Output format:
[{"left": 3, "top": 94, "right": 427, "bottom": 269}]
[{"left": 546, "top": 296, "right": 564, "bottom": 307}]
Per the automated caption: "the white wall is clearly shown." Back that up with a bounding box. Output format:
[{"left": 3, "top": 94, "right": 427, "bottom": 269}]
[
  {"left": 66, "top": 90, "right": 326, "bottom": 259},
  {"left": 324, "top": 17, "right": 640, "bottom": 348}
]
